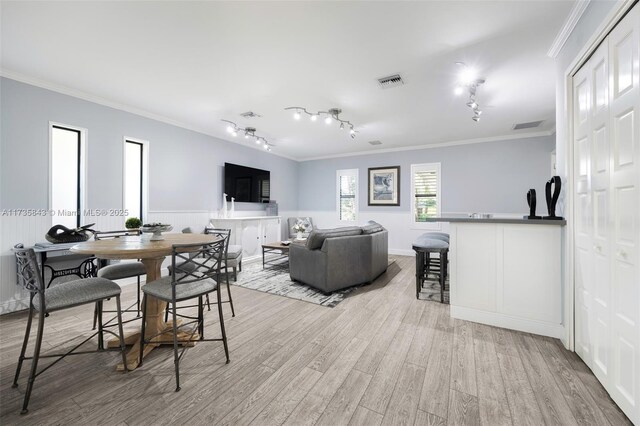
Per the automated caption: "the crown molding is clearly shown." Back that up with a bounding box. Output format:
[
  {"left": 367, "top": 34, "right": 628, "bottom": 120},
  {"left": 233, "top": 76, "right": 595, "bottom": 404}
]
[
  {"left": 298, "top": 130, "right": 556, "bottom": 162},
  {"left": 0, "top": 70, "right": 297, "bottom": 161},
  {"left": 1, "top": 70, "right": 555, "bottom": 163},
  {"left": 547, "top": 0, "right": 591, "bottom": 58}
]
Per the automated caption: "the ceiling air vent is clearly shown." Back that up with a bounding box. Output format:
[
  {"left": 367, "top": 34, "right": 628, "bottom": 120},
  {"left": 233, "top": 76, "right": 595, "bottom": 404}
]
[
  {"left": 513, "top": 120, "right": 544, "bottom": 130},
  {"left": 240, "top": 111, "right": 262, "bottom": 118},
  {"left": 368, "top": 140, "right": 383, "bottom": 146},
  {"left": 377, "top": 74, "right": 404, "bottom": 89}
]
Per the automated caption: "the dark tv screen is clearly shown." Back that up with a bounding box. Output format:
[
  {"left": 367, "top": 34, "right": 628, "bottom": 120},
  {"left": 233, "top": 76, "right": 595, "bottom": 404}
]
[{"left": 224, "top": 163, "right": 271, "bottom": 203}]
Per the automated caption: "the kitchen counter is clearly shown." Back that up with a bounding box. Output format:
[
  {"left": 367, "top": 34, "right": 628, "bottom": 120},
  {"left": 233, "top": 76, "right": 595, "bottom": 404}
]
[{"left": 436, "top": 220, "right": 564, "bottom": 339}]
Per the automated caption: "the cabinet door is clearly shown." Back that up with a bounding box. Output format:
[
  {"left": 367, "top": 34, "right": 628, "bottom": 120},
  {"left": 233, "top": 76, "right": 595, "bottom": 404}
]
[
  {"left": 240, "top": 220, "right": 261, "bottom": 258},
  {"left": 262, "top": 219, "right": 281, "bottom": 243}
]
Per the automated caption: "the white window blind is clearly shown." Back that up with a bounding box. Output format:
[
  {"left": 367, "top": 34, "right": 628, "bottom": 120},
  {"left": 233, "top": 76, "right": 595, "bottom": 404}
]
[
  {"left": 337, "top": 169, "right": 358, "bottom": 222},
  {"left": 411, "top": 163, "right": 441, "bottom": 227}
]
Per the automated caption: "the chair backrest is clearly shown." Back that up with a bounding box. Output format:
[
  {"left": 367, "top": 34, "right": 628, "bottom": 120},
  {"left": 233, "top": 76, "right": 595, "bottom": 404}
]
[
  {"left": 94, "top": 229, "right": 141, "bottom": 240},
  {"left": 204, "top": 228, "right": 231, "bottom": 257},
  {"left": 288, "top": 217, "right": 314, "bottom": 238},
  {"left": 170, "top": 238, "right": 227, "bottom": 288},
  {"left": 13, "top": 244, "right": 46, "bottom": 309}
]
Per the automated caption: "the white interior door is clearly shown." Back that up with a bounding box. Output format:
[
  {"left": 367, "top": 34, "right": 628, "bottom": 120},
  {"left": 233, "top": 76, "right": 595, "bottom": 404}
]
[
  {"left": 573, "top": 58, "right": 595, "bottom": 365},
  {"left": 607, "top": 5, "right": 639, "bottom": 418},
  {"left": 573, "top": 5, "right": 639, "bottom": 423},
  {"left": 590, "top": 41, "right": 612, "bottom": 384}
]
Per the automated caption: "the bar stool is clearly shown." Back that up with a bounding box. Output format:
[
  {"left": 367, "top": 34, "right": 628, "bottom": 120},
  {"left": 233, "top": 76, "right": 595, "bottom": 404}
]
[
  {"left": 417, "top": 232, "right": 449, "bottom": 280},
  {"left": 412, "top": 236, "right": 449, "bottom": 303}
]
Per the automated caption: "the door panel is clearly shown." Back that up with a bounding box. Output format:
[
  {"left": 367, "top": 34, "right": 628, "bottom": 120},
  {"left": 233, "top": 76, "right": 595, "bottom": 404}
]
[{"left": 607, "top": 4, "right": 639, "bottom": 421}]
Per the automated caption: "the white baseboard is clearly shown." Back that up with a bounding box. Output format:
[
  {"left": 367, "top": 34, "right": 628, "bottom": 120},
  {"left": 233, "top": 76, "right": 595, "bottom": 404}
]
[
  {"left": 389, "top": 249, "right": 414, "bottom": 257},
  {"left": 450, "top": 305, "right": 565, "bottom": 339}
]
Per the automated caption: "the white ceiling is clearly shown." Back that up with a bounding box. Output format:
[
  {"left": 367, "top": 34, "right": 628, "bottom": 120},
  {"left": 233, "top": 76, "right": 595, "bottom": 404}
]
[{"left": 1, "top": 1, "right": 573, "bottom": 160}]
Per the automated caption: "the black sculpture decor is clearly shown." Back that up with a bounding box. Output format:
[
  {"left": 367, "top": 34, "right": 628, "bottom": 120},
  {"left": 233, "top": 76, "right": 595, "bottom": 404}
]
[
  {"left": 544, "top": 176, "right": 563, "bottom": 220},
  {"left": 526, "top": 189, "right": 541, "bottom": 219}
]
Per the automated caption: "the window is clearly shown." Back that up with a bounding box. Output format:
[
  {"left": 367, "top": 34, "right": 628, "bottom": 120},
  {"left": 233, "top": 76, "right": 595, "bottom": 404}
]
[
  {"left": 50, "top": 124, "right": 85, "bottom": 228},
  {"left": 337, "top": 169, "right": 358, "bottom": 222},
  {"left": 411, "top": 163, "right": 441, "bottom": 228},
  {"left": 124, "top": 138, "right": 147, "bottom": 222}
]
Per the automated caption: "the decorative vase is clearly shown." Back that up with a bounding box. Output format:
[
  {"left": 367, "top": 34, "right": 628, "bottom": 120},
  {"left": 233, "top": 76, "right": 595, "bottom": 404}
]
[
  {"left": 230, "top": 197, "right": 235, "bottom": 218},
  {"left": 296, "top": 232, "right": 303, "bottom": 240},
  {"left": 222, "top": 193, "right": 228, "bottom": 219}
]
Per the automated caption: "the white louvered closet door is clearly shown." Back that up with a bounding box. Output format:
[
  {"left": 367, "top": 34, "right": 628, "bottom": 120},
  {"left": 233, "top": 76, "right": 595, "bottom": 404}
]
[{"left": 573, "top": 4, "right": 640, "bottom": 424}]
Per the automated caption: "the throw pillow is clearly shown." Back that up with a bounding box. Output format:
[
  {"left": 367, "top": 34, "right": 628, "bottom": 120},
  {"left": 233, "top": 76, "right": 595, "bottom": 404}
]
[{"left": 290, "top": 217, "right": 314, "bottom": 237}]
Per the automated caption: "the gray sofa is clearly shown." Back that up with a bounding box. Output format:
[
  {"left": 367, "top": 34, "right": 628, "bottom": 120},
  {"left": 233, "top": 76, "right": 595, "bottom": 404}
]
[{"left": 289, "top": 221, "right": 388, "bottom": 293}]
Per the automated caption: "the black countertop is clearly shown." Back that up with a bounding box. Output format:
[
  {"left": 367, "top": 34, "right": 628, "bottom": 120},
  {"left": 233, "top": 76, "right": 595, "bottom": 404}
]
[{"left": 423, "top": 215, "right": 566, "bottom": 226}]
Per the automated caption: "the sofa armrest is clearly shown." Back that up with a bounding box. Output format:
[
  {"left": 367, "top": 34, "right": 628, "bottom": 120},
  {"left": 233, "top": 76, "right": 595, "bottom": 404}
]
[{"left": 289, "top": 243, "right": 327, "bottom": 289}]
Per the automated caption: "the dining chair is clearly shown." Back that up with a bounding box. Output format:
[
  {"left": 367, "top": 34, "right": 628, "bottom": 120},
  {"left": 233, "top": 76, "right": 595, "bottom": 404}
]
[
  {"left": 92, "top": 229, "right": 146, "bottom": 328},
  {"left": 12, "top": 244, "right": 128, "bottom": 415},
  {"left": 139, "top": 238, "right": 230, "bottom": 392},
  {"left": 204, "top": 228, "right": 235, "bottom": 317}
]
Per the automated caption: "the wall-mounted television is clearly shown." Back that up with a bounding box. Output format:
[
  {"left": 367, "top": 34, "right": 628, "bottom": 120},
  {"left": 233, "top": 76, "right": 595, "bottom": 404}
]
[{"left": 224, "top": 162, "right": 271, "bottom": 203}]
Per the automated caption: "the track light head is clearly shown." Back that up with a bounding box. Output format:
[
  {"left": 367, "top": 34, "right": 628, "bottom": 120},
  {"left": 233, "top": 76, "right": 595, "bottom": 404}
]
[
  {"left": 310, "top": 114, "right": 318, "bottom": 122},
  {"left": 324, "top": 116, "right": 332, "bottom": 125},
  {"left": 454, "top": 87, "right": 464, "bottom": 96},
  {"left": 293, "top": 110, "right": 301, "bottom": 120},
  {"left": 226, "top": 125, "right": 234, "bottom": 133},
  {"left": 472, "top": 116, "right": 480, "bottom": 122}
]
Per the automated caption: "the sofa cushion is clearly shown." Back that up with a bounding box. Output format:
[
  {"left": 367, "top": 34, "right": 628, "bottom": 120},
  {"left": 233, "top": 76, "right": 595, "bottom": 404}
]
[
  {"left": 306, "top": 226, "right": 363, "bottom": 250},
  {"left": 361, "top": 220, "right": 384, "bottom": 234}
]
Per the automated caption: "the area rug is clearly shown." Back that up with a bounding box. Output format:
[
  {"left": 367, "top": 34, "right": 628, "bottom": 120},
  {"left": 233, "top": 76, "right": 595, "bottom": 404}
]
[
  {"left": 232, "top": 259, "right": 396, "bottom": 308},
  {"left": 418, "top": 271, "right": 450, "bottom": 304}
]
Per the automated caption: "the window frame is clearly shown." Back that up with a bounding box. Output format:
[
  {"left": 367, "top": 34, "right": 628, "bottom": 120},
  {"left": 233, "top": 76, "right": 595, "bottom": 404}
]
[
  {"left": 123, "top": 137, "right": 149, "bottom": 224},
  {"left": 410, "top": 162, "right": 442, "bottom": 230},
  {"left": 48, "top": 122, "right": 87, "bottom": 228},
  {"left": 336, "top": 168, "right": 359, "bottom": 223}
]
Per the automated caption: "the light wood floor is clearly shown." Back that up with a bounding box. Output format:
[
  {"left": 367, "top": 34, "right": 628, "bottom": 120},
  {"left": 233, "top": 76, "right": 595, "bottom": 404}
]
[{"left": 0, "top": 256, "right": 632, "bottom": 425}]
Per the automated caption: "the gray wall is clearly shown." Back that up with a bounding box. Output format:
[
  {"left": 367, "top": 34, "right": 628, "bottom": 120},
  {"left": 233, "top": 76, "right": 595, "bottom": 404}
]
[
  {"left": 0, "top": 77, "right": 299, "bottom": 212},
  {"left": 298, "top": 135, "right": 556, "bottom": 215}
]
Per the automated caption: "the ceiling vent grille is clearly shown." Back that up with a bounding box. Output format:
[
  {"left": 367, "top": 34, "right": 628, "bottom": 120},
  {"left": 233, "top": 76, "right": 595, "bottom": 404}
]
[
  {"left": 368, "top": 140, "right": 383, "bottom": 146},
  {"left": 513, "top": 120, "right": 544, "bottom": 130},
  {"left": 377, "top": 74, "right": 404, "bottom": 89},
  {"left": 240, "top": 111, "right": 262, "bottom": 118}
]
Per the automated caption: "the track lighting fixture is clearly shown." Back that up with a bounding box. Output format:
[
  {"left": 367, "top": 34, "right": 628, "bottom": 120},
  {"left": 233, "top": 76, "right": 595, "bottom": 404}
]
[
  {"left": 455, "top": 62, "right": 486, "bottom": 122},
  {"left": 285, "top": 106, "right": 358, "bottom": 139},
  {"left": 221, "top": 120, "right": 274, "bottom": 152}
]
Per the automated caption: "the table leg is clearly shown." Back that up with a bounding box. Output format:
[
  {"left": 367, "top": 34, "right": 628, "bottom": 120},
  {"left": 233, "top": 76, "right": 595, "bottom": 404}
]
[{"left": 110, "top": 257, "right": 198, "bottom": 371}]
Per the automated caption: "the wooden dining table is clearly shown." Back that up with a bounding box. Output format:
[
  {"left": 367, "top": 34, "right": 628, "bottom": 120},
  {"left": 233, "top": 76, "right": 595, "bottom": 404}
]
[{"left": 71, "top": 233, "right": 219, "bottom": 370}]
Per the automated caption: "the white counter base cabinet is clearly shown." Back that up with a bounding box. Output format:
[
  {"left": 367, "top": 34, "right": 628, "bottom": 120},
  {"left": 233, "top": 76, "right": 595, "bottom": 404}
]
[
  {"left": 449, "top": 222, "right": 563, "bottom": 339},
  {"left": 209, "top": 217, "right": 281, "bottom": 263}
]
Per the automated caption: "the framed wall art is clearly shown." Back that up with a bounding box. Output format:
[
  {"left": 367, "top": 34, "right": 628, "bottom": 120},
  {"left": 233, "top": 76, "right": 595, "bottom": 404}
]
[{"left": 368, "top": 166, "right": 400, "bottom": 206}]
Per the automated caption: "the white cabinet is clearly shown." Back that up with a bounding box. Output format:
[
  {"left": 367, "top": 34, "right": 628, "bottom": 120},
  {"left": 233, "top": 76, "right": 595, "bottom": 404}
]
[
  {"left": 449, "top": 222, "right": 563, "bottom": 339},
  {"left": 209, "top": 216, "right": 282, "bottom": 262},
  {"left": 572, "top": 5, "right": 639, "bottom": 423}
]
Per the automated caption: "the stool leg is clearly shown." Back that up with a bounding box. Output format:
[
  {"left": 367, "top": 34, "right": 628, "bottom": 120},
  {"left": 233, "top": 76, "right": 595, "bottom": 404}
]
[
  {"left": 415, "top": 251, "right": 424, "bottom": 299},
  {"left": 440, "top": 251, "right": 448, "bottom": 303}
]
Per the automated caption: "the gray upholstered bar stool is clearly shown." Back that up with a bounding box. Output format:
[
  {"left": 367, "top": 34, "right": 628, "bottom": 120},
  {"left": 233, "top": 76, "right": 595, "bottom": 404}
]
[
  {"left": 418, "top": 232, "right": 449, "bottom": 279},
  {"left": 412, "top": 237, "right": 449, "bottom": 302}
]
